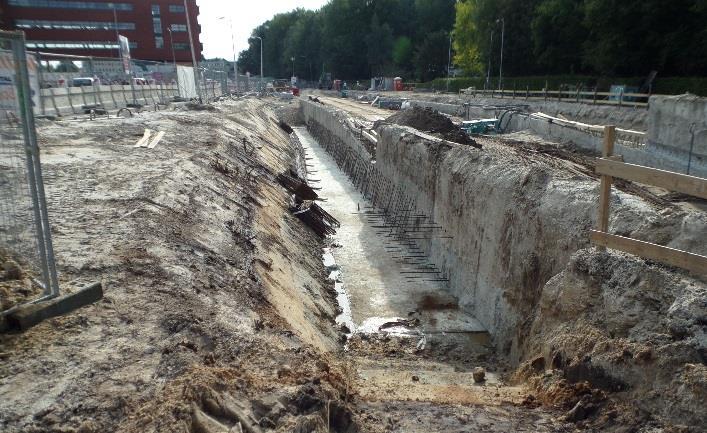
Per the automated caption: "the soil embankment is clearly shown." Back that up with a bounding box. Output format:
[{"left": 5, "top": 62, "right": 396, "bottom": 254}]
[{"left": 0, "top": 99, "right": 355, "bottom": 433}]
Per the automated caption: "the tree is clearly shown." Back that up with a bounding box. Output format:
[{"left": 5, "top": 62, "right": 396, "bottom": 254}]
[
  {"left": 453, "top": 0, "right": 482, "bottom": 75},
  {"left": 366, "top": 14, "right": 394, "bottom": 76},
  {"left": 414, "top": 30, "right": 450, "bottom": 82},
  {"left": 392, "top": 36, "right": 413, "bottom": 71},
  {"left": 531, "top": 0, "right": 585, "bottom": 74}
]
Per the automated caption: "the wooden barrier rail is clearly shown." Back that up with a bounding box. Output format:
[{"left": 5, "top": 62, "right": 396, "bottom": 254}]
[{"left": 591, "top": 125, "right": 707, "bottom": 274}]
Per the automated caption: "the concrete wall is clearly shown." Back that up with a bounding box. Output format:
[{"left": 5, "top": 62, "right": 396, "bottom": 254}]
[
  {"left": 647, "top": 94, "right": 707, "bottom": 176},
  {"left": 38, "top": 81, "right": 224, "bottom": 117},
  {"left": 38, "top": 85, "right": 177, "bottom": 116},
  {"left": 301, "top": 100, "right": 371, "bottom": 162}
]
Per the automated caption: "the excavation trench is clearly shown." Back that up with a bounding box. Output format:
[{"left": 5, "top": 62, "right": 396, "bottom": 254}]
[
  {"left": 294, "top": 127, "right": 487, "bottom": 342},
  {"left": 290, "top": 96, "right": 707, "bottom": 432}
]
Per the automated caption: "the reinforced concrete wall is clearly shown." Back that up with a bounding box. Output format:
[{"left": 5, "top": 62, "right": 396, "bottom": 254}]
[{"left": 647, "top": 94, "right": 707, "bottom": 176}]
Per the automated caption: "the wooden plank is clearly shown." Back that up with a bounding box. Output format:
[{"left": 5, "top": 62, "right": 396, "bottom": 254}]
[
  {"left": 147, "top": 131, "right": 165, "bottom": 149},
  {"left": 590, "top": 230, "right": 707, "bottom": 275},
  {"left": 596, "top": 159, "right": 707, "bottom": 199},
  {"left": 597, "top": 126, "right": 616, "bottom": 234},
  {"left": 134, "top": 128, "right": 152, "bottom": 148},
  {"left": 6, "top": 282, "right": 103, "bottom": 331}
]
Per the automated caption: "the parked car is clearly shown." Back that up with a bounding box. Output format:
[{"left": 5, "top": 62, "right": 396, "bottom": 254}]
[{"left": 71, "top": 77, "right": 95, "bottom": 87}]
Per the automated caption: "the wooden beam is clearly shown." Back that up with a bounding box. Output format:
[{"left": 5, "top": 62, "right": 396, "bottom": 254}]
[
  {"left": 596, "top": 158, "right": 707, "bottom": 199},
  {"left": 597, "top": 126, "right": 616, "bottom": 235},
  {"left": 590, "top": 230, "right": 707, "bottom": 275}
]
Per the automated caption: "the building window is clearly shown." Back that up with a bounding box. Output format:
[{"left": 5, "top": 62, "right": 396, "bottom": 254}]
[
  {"left": 15, "top": 19, "right": 135, "bottom": 31},
  {"left": 173, "top": 43, "right": 190, "bottom": 51},
  {"left": 26, "top": 40, "right": 138, "bottom": 50},
  {"left": 169, "top": 5, "right": 185, "bottom": 13},
  {"left": 8, "top": 0, "right": 132, "bottom": 11},
  {"left": 170, "top": 24, "right": 187, "bottom": 32},
  {"left": 151, "top": 5, "right": 161, "bottom": 16},
  {"left": 155, "top": 37, "right": 164, "bottom": 49},
  {"left": 153, "top": 18, "right": 163, "bottom": 35}
]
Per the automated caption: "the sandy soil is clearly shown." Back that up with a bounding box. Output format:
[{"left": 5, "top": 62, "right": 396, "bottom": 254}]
[{"left": 0, "top": 99, "right": 350, "bottom": 433}]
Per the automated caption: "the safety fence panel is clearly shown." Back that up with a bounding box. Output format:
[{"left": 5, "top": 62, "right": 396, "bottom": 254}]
[{"left": 0, "top": 31, "right": 60, "bottom": 310}]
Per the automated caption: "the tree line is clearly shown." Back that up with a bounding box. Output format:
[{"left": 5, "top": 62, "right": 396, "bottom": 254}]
[
  {"left": 237, "top": 0, "right": 456, "bottom": 83},
  {"left": 236, "top": 0, "right": 707, "bottom": 83}
]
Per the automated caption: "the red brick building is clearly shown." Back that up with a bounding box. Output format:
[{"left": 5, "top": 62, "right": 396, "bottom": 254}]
[{"left": 0, "top": 0, "right": 202, "bottom": 63}]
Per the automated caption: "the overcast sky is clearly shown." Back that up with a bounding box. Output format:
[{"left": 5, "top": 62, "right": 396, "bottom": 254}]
[{"left": 197, "top": 0, "right": 329, "bottom": 60}]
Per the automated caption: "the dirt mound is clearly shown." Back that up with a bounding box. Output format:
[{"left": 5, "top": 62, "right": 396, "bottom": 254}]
[{"left": 386, "top": 107, "right": 480, "bottom": 148}]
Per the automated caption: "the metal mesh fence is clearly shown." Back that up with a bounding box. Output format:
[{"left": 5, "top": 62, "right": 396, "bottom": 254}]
[{"left": 0, "top": 31, "right": 60, "bottom": 308}]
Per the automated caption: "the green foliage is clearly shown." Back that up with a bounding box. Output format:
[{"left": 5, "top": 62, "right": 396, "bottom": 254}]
[
  {"left": 237, "top": 0, "right": 707, "bottom": 84},
  {"left": 366, "top": 14, "right": 394, "bottom": 76},
  {"left": 237, "top": 0, "right": 455, "bottom": 82},
  {"left": 453, "top": 0, "right": 482, "bottom": 75},
  {"left": 392, "top": 36, "right": 413, "bottom": 69}
]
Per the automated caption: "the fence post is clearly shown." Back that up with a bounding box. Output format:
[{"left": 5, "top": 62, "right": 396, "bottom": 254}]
[
  {"left": 121, "top": 84, "right": 129, "bottom": 106},
  {"left": 526, "top": 85, "right": 529, "bottom": 100},
  {"left": 619, "top": 89, "right": 624, "bottom": 107},
  {"left": 576, "top": 87, "right": 580, "bottom": 103},
  {"left": 79, "top": 85, "right": 88, "bottom": 107},
  {"left": 49, "top": 87, "right": 60, "bottom": 116},
  {"left": 109, "top": 84, "right": 118, "bottom": 109},
  {"left": 593, "top": 87, "right": 597, "bottom": 105},
  {"left": 597, "top": 125, "right": 616, "bottom": 250},
  {"left": 67, "top": 87, "right": 76, "bottom": 114}
]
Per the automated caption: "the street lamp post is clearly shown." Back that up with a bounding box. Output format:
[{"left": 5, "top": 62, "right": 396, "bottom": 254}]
[
  {"left": 486, "top": 30, "right": 493, "bottom": 90},
  {"left": 291, "top": 56, "right": 295, "bottom": 80},
  {"left": 218, "top": 16, "right": 238, "bottom": 93},
  {"left": 446, "top": 33, "right": 452, "bottom": 93},
  {"left": 497, "top": 17, "right": 504, "bottom": 91},
  {"left": 183, "top": 0, "right": 201, "bottom": 101},
  {"left": 251, "top": 36, "right": 263, "bottom": 93},
  {"left": 167, "top": 28, "right": 176, "bottom": 70}
]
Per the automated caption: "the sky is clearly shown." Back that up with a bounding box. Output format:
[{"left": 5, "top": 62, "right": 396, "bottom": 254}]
[{"left": 197, "top": 0, "right": 329, "bottom": 60}]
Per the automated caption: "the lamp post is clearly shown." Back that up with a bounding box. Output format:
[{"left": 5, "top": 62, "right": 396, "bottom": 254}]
[
  {"left": 497, "top": 17, "right": 504, "bottom": 91},
  {"left": 218, "top": 16, "right": 237, "bottom": 93},
  {"left": 446, "top": 32, "right": 452, "bottom": 93},
  {"left": 167, "top": 28, "right": 176, "bottom": 70},
  {"left": 291, "top": 56, "right": 295, "bottom": 80},
  {"left": 251, "top": 36, "right": 263, "bottom": 93},
  {"left": 183, "top": 0, "right": 201, "bottom": 101},
  {"left": 486, "top": 30, "right": 493, "bottom": 90}
]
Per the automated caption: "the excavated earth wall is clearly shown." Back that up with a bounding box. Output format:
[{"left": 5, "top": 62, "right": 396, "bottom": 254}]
[{"left": 301, "top": 99, "right": 707, "bottom": 430}]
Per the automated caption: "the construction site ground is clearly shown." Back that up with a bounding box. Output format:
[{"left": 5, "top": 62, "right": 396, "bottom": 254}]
[{"left": 0, "top": 95, "right": 704, "bottom": 433}]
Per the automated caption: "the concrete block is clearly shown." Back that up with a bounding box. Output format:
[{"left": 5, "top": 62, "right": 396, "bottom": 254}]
[{"left": 5, "top": 282, "right": 103, "bottom": 331}]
